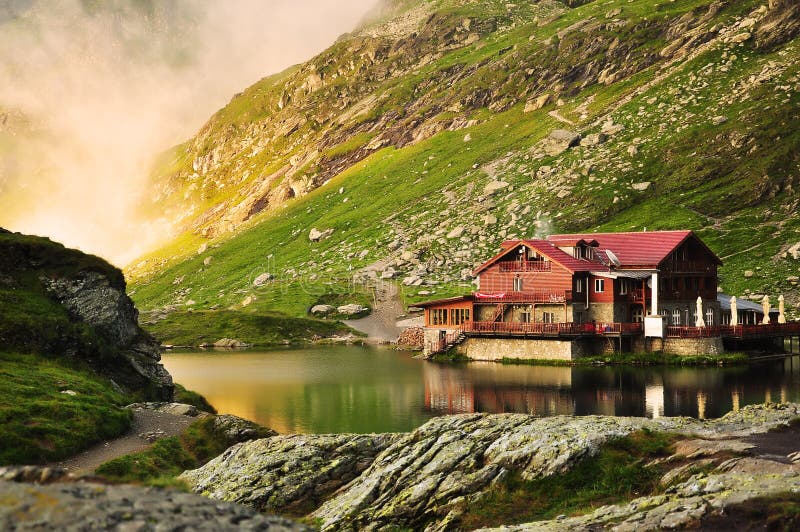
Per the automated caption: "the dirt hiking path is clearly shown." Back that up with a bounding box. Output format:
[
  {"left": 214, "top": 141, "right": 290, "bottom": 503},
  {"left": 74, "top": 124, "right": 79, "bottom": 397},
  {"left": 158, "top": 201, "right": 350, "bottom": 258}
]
[{"left": 51, "top": 409, "right": 194, "bottom": 475}]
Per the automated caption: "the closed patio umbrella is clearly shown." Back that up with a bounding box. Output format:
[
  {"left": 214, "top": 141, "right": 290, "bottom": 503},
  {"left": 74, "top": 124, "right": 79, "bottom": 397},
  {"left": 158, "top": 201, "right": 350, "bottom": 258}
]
[
  {"left": 779, "top": 295, "right": 786, "bottom": 324},
  {"left": 762, "top": 295, "right": 771, "bottom": 325},
  {"left": 730, "top": 296, "right": 738, "bottom": 325},
  {"left": 695, "top": 296, "right": 705, "bottom": 327}
]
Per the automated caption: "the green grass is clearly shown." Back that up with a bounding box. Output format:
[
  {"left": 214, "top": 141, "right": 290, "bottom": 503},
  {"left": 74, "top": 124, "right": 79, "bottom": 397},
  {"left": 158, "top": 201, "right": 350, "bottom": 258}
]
[
  {"left": 500, "top": 352, "right": 749, "bottom": 367},
  {"left": 173, "top": 383, "right": 217, "bottom": 414},
  {"left": 143, "top": 310, "right": 356, "bottom": 346},
  {"left": 95, "top": 416, "right": 274, "bottom": 485},
  {"left": 459, "top": 429, "right": 676, "bottom": 529},
  {"left": 0, "top": 351, "right": 132, "bottom": 465}
]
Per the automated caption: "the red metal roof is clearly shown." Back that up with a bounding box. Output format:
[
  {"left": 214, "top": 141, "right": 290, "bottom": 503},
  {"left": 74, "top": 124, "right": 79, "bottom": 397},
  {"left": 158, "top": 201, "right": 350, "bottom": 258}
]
[
  {"left": 546, "top": 230, "right": 721, "bottom": 267},
  {"left": 474, "top": 239, "right": 606, "bottom": 275}
]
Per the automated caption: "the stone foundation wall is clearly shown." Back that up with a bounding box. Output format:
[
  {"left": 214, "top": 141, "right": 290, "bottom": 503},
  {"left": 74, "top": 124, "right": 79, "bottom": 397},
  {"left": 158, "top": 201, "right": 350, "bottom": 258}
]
[
  {"left": 663, "top": 337, "right": 725, "bottom": 356},
  {"left": 456, "top": 337, "right": 590, "bottom": 361}
]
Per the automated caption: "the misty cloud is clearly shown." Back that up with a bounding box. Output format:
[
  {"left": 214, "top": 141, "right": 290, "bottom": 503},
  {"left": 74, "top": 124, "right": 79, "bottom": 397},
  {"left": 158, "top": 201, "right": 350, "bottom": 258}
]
[{"left": 0, "top": 0, "right": 377, "bottom": 266}]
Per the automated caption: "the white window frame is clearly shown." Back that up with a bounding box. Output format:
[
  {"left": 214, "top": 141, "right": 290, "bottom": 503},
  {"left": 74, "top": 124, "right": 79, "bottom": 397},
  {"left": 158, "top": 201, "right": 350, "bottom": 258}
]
[
  {"left": 594, "top": 279, "right": 605, "bottom": 293},
  {"left": 513, "top": 277, "right": 523, "bottom": 291},
  {"left": 575, "top": 278, "right": 584, "bottom": 293},
  {"left": 705, "top": 307, "right": 714, "bottom": 326},
  {"left": 672, "top": 309, "right": 681, "bottom": 326},
  {"left": 542, "top": 312, "right": 556, "bottom": 324},
  {"left": 619, "top": 279, "right": 628, "bottom": 295}
]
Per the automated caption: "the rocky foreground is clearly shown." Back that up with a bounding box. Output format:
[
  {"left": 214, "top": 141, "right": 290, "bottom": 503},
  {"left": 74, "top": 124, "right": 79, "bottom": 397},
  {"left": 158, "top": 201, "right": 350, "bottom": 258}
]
[
  {"left": 2, "top": 404, "right": 798, "bottom": 530},
  {"left": 181, "top": 403, "right": 800, "bottom": 531}
]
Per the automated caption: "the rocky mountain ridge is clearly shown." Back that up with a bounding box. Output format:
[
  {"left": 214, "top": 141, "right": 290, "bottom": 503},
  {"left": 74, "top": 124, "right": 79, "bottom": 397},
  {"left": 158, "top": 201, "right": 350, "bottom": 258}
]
[{"left": 130, "top": 0, "right": 800, "bottom": 320}]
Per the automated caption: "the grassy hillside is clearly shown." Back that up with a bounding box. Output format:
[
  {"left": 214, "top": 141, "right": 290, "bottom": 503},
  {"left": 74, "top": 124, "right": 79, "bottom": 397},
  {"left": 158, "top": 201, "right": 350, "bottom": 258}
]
[{"left": 129, "top": 0, "right": 800, "bottom": 321}]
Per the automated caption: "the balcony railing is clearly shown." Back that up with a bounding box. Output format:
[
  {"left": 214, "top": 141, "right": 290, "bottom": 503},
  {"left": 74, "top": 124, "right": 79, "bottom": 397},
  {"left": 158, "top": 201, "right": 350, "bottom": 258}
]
[
  {"left": 667, "top": 323, "right": 800, "bottom": 339},
  {"left": 463, "top": 321, "right": 642, "bottom": 336},
  {"left": 662, "top": 260, "right": 714, "bottom": 273},
  {"left": 499, "top": 260, "right": 552, "bottom": 272},
  {"left": 474, "top": 290, "right": 572, "bottom": 304}
]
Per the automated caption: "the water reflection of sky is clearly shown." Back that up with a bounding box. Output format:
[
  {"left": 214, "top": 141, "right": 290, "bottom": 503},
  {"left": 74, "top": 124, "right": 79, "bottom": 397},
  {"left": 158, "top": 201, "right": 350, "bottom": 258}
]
[{"left": 163, "top": 348, "right": 800, "bottom": 434}]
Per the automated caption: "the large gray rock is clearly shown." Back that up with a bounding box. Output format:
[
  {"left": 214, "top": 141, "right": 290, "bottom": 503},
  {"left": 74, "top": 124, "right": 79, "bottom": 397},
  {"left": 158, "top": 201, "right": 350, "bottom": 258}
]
[
  {"left": 180, "top": 433, "right": 400, "bottom": 515},
  {"left": 43, "top": 272, "right": 173, "bottom": 400},
  {"left": 0, "top": 479, "right": 308, "bottom": 531}
]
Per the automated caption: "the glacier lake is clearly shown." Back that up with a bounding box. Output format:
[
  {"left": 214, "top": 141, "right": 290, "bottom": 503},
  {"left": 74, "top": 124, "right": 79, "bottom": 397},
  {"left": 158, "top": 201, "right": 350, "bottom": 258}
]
[{"left": 162, "top": 346, "right": 800, "bottom": 434}]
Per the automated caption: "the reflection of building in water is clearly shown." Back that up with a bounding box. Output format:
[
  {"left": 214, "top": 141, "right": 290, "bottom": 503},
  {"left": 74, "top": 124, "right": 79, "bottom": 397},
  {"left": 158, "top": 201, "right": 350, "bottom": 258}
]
[
  {"left": 645, "top": 383, "right": 665, "bottom": 418},
  {"left": 422, "top": 356, "right": 800, "bottom": 419},
  {"left": 423, "top": 362, "right": 575, "bottom": 416},
  {"left": 697, "top": 391, "right": 707, "bottom": 420}
]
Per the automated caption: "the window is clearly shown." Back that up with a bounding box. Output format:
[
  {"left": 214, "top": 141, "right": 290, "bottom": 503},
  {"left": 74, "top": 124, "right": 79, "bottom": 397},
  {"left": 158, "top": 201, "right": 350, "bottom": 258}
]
[
  {"left": 513, "top": 277, "right": 523, "bottom": 291},
  {"left": 431, "top": 309, "right": 448, "bottom": 325},
  {"left": 632, "top": 308, "right": 644, "bottom": 323},
  {"left": 672, "top": 309, "right": 681, "bottom": 326},
  {"left": 705, "top": 307, "right": 714, "bottom": 326},
  {"left": 542, "top": 312, "right": 556, "bottom": 324},
  {"left": 574, "top": 311, "right": 584, "bottom": 324},
  {"left": 521, "top": 312, "right": 531, "bottom": 323},
  {"left": 449, "top": 308, "right": 470, "bottom": 325},
  {"left": 619, "top": 279, "right": 628, "bottom": 295},
  {"left": 594, "top": 279, "right": 605, "bottom": 293},
  {"left": 575, "top": 278, "right": 584, "bottom": 293}
]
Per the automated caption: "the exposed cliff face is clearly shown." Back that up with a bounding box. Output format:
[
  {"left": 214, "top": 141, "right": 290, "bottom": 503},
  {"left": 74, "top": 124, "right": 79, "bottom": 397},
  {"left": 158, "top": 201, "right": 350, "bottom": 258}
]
[
  {"left": 181, "top": 403, "right": 800, "bottom": 531},
  {"left": 0, "top": 229, "right": 172, "bottom": 400}
]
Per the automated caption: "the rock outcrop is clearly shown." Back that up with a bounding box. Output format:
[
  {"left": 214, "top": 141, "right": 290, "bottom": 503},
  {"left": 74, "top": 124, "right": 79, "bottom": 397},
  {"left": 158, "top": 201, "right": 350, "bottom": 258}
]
[
  {"left": 180, "top": 433, "right": 401, "bottom": 516},
  {"left": 0, "top": 230, "right": 173, "bottom": 400},
  {"left": 0, "top": 475, "right": 308, "bottom": 531},
  {"left": 181, "top": 404, "right": 800, "bottom": 531}
]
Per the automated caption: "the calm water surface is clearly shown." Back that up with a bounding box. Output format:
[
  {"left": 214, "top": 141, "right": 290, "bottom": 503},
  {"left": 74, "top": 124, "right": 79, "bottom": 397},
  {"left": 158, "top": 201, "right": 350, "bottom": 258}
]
[{"left": 162, "top": 346, "right": 800, "bottom": 434}]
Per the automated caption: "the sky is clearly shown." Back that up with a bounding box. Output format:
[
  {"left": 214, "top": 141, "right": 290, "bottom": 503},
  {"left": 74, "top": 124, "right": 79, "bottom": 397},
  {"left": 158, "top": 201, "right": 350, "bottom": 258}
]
[{"left": 0, "top": 0, "right": 378, "bottom": 266}]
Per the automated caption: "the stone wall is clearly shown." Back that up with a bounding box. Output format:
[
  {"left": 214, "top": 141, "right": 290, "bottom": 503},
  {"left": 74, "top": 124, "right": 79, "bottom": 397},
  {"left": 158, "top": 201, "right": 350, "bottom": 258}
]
[
  {"left": 663, "top": 337, "right": 725, "bottom": 356},
  {"left": 456, "top": 337, "right": 589, "bottom": 361}
]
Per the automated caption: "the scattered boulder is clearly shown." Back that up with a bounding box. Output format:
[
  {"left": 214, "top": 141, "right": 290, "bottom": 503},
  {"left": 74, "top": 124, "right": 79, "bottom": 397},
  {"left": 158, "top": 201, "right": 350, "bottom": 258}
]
[
  {"left": 787, "top": 242, "right": 800, "bottom": 259},
  {"left": 309, "top": 228, "right": 334, "bottom": 242},
  {"left": 213, "top": 338, "right": 250, "bottom": 348},
  {"left": 197, "top": 243, "right": 208, "bottom": 255},
  {"left": 524, "top": 93, "right": 551, "bottom": 112},
  {"left": 483, "top": 181, "right": 509, "bottom": 195},
  {"left": 446, "top": 226, "right": 465, "bottom": 239},
  {"left": 337, "top": 304, "right": 369, "bottom": 316},
  {"left": 311, "top": 304, "right": 336, "bottom": 315},
  {"left": 744, "top": 270, "right": 755, "bottom": 278},
  {"left": 253, "top": 273, "right": 273, "bottom": 286},
  {"left": 712, "top": 115, "right": 729, "bottom": 126},
  {"left": 540, "top": 129, "right": 581, "bottom": 156},
  {"left": 580, "top": 132, "right": 607, "bottom": 146},
  {"left": 203, "top": 256, "right": 213, "bottom": 266},
  {"left": 631, "top": 181, "right": 652, "bottom": 191}
]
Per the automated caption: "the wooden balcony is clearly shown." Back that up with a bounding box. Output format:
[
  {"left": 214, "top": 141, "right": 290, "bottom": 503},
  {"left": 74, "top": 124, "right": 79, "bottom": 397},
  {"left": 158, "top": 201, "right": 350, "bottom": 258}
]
[
  {"left": 661, "top": 260, "right": 715, "bottom": 274},
  {"left": 463, "top": 321, "right": 642, "bottom": 337},
  {"left": 499, "top": 260, "right": 552, "bottom": 273},
  {"left": 666, "top": 323, "right": 800, "bottom": 339},
  {"left": 474, "top": 290, "right": 572, "bottom": 304}
]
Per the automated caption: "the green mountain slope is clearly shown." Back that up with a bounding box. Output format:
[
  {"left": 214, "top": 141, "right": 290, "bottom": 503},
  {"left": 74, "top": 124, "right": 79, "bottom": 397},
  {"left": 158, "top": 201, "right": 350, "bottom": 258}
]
[{"left": 129, "top": 0, "right": 800, "bottom": 322}]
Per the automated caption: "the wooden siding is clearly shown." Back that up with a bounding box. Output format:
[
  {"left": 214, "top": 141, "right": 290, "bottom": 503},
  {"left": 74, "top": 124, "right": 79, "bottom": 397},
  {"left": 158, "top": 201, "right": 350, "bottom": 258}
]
[
  {"left": 478, "top": 261, "right": 573, "bottom": 293},
  {"left": 424, "top": 300, "right": 474, "bottom": 328}
]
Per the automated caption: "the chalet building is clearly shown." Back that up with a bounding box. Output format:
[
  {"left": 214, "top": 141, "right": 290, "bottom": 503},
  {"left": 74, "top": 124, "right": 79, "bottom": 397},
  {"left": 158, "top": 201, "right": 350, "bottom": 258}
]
[{"left": 419, "top": 230, "right": 728, "bottom": 358}]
